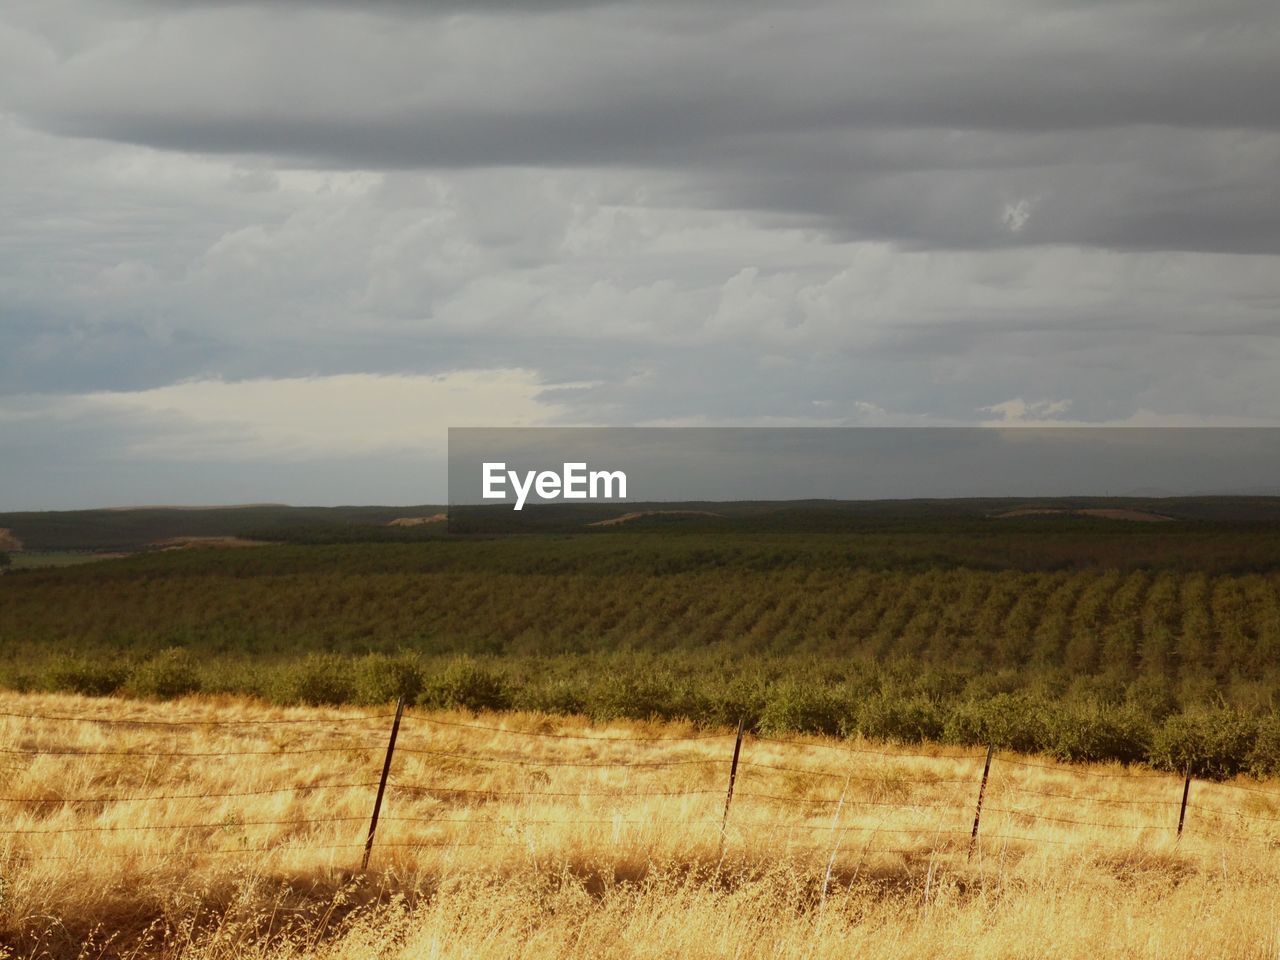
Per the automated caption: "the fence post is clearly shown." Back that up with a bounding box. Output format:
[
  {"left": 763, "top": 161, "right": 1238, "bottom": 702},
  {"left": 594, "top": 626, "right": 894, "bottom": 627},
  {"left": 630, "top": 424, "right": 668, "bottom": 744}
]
[
  {"left": 1177, "top": 768, "right": 1192, "bottom": 840},
  {"left": 719, "top": 718, "right": 746, "bottom": 848},
  {"left": 967, "top": 743, "right": 994, "bottom": 860},
  {"left": 362, "top": 695, "right": 406, "bottom": 871}
]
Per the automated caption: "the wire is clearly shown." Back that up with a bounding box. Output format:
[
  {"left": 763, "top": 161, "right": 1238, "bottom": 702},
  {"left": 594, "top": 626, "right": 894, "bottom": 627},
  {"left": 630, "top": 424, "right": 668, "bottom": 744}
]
[
  {"left": 379, "top": 814, "right": 722, "bottom": 828},
  {"left": 1, "top": 839, "right": 519, "bottom": 865},
  {"left": 1198, "top": 780, "right": 1280, "bottom": 801},
  {"left": 393, "top": 746, "right": 726, "bottom": 769},
  {"left": 0, "top": 708, "right": 395, "bottom": 727},
  {"left": 750, "top": 735, "right": 985, "bottom": 761},
  {"left": 995, "top": 783, "right": 1182, "bottom": 807},
  {"left": 0, "top": 815, "right": 369, "bottom": 836},
  {"left": 391, "top": 783, "right": 723, "bottom": 801},
  {"left": 994, "top": 755, "right": 1169, "bottom": 781},
  {"left": 0, "top": 782, "right": 380, "bottom": 805},
  {"left": 403, "top": 713, "right": 732, "bottom": 743},
  {"left": 0, "top": 744, "right": 380, "bottom": 758},
  {"left": 983, "top": 805, "right": 1172, "bottom": 832},
  {"left": 0, "top": 843, "right": 371, "bottom": 864},
  {"left": 732, "top": 822, "right": 971, "bottom": 837},
  {"left": 733, "top": 819, "right": 970, "bottom": 835},
  {"left": 737, "top": 760, "right": 973, "bottom": 785},
  {"left": 1186, "top": 804, "right": 1280, "bottom": 826},
  {"left": 736, "top": 791, "right": 963, "bottom": 812}
]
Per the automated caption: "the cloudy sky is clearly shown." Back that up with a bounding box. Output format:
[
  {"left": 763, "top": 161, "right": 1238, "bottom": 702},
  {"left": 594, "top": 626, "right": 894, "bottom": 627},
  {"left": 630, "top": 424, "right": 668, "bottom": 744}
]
[{"left": 2, "top": 0, "right": 1278, "bottom": 509}]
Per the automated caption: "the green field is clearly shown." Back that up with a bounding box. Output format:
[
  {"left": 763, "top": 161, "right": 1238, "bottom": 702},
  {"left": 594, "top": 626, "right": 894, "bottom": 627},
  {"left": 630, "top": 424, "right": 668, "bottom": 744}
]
[{"left": 2, "top": 502, "right": 1280, "bottom": 778}]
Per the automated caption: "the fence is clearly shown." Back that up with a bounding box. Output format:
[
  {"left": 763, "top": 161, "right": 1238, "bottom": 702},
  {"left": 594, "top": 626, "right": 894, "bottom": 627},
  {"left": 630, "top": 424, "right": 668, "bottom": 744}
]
[{"left": 1, "top": 701, "right": 1278, "bottom": 871}]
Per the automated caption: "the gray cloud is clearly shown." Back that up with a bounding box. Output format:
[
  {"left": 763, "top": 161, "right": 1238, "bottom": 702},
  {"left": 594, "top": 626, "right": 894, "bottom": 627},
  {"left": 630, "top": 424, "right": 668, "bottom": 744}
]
[
  {"left": 2, "top": 0, "right": 1280, "bottom": 508},
  {"left": 10, "top": 0, "right": 1279, "bottom": 255}
]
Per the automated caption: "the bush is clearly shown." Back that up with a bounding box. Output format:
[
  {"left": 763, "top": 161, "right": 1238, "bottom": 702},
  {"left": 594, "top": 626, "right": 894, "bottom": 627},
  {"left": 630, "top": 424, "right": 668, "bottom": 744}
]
[
  {"left": 515, "top": 680, "right": 588, "bottom": 716},
  {"left": 421, "top": 657, "right": 511, "bottom": 712},
  {"left": 354, "top": 653, "right": 424, "bottom": 705},
  {"left": 270, "top": 654, "right": 358, "bottom": 706},
  {"left": 42, "top": 656, "right": 128, "bottom": 697},
  {"left": 699, "top": 675, "right": 768, "bottom": 730},
  {"left": 1247, "top": 715, "right": 1280, "bottom": 779},
  {"left": 853, "top": 695, "right": 944, "bottom": 744},
  {"left": 943, "top": 694, "right": 1053, "bottom": 754},
  {"left": 1125, "top": 676, "right": 1180, "bottom": 721},
  {"left": 1149, "top": 710, "right": 1259, "bottom": 780},
  {"left": 584, "top": 671, "right": 687, "bottom": 722},
  {"left": 1045, "top": 701, "right": 1151, "bottom": 765},
  {"left": 758, "top": 680, "right": 851, "bottom": 737},
  {"left": 128, "top": 648, "right": 202, "bottom": 699}
]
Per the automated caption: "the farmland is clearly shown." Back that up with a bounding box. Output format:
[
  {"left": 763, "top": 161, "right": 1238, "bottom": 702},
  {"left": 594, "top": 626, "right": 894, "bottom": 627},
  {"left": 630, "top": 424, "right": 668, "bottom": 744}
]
[
  {"left": 2, "top": 504, "right": 1280, "bottom": 776},
  {"left": 3, "top": 502, "right": 1280, "bottom": 957}
]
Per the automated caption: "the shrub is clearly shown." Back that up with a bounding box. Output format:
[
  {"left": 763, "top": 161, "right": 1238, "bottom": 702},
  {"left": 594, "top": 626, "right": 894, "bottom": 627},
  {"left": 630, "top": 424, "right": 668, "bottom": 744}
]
[
  {"left": 584, "top": 671, "right": 685, "bottom": 722},
  {"left": 515, "top": 680, "right": 588, "bottom": 717},
  {"left": 421, "top": 657, "right": 511, "bottom": 712},
  {"left": 758, "top": 680, "right": 851, "bottom": 737},
  {"left": 128, "top": 648, "right": 202, "bottom": 699},
  {"left": 42, "top": 656, "right": 128, "bottom": 697},
  {"left": 1149, "top": 710, "right": 1259, "bottom": 780},
  {"left": 1045, "top": 701, "right": 1151, "bottom": 765},
  {"left": 700, "top": 675, "right": 768, "bottom": 730},
  {"left": 354, "top": 653, "right": 424, "bottom": 705},
  {"left": 1247, "top": 715, "right": 1280, "bottom": 779},
  {"left": 270, "top": 654, "right": 357, "bottom": 706},
  {"left": 943, "top": 694, "right": 1053, "bottom": 754},
  {"left": 1125, "top": 675, "right": 1180, "bottom": 721},
  {"left": 852, "top": 695, "right": 944, "bottom": 744}
]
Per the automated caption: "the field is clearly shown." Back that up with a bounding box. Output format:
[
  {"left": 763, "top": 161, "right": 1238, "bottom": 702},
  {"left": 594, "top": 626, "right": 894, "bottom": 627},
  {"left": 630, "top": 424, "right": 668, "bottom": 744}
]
[
  {"left": 3, "top": 507, "right": 1280, "bottom": 777},
  {"left": 3, "top": 501, "right": 1280, "bottom": 956},
  {"left": 2, "top": 692, "right": 1279, "bottom": 958}
]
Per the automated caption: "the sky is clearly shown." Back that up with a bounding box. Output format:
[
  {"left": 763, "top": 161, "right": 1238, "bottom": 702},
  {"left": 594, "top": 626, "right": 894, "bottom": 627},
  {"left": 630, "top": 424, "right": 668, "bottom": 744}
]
[{"left": 1, "top": 0, "right": 1279, "bottom": 509}]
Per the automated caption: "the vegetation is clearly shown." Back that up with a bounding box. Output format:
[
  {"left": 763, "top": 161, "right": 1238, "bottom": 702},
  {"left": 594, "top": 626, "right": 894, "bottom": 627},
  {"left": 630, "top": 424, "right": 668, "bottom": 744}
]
[
  {"left": 0, "top": 504, "right": 447, "bottom": 551},
  {"left": 2, "top": 506, "right": 1280, "bottom": 777},
  {"left": 1, "top": 693, "right": 1278, "bottom": 959}
]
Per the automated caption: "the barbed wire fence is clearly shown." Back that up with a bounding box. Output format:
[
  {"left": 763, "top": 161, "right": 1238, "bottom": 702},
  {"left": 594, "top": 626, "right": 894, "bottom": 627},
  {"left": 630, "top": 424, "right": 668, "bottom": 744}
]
[{"left": 1, "top": 699, "right": 1278, "bottom": 870}]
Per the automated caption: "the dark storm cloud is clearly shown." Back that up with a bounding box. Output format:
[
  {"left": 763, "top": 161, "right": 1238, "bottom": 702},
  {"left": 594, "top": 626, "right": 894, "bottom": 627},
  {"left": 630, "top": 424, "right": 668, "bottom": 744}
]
[
  {"left": 3, "top": 0, "right": 1280, "bottom": 513},
  {"left": 15, "top": 0, "right": 1280, "bottom": 254}
]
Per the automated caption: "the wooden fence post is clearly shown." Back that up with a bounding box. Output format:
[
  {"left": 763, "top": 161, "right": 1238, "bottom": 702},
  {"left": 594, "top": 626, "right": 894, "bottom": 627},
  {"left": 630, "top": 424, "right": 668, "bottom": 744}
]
[
  {"left": 362, "top": 695, "right": 406, "bottom": 871},
  {"left": 1177, "top": 768, "right": 1192, "bottom": 840},
  {"left": 719, "top": 718, "right": 746, "bottom": 850},
  {"left": 967, "top": 743, "right": 994, "bottom": 860}
]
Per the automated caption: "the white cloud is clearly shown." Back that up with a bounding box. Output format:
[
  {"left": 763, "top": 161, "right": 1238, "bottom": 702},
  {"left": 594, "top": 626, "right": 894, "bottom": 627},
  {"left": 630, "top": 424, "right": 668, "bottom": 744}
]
[
  {"left": 1001, "top": 197, "right": 1035, "bottom": 233},
  {"left": 980, "top": 397, "right": 1072, "bottom": 422},
  {"left": 8, "top": 369, "right": 580, "bottom": 461}
]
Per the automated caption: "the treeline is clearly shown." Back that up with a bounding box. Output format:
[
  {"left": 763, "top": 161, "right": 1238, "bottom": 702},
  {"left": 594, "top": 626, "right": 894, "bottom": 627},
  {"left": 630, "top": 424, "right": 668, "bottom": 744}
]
[{"left": 11, "top": 649, "right": 1278, "bottom": 780}]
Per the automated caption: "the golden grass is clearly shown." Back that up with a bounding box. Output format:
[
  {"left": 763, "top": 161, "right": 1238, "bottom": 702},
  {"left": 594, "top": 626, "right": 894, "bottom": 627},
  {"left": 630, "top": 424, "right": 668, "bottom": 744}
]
[{"left": 1, "top": 692, "right": 1279, "bottom": 958}]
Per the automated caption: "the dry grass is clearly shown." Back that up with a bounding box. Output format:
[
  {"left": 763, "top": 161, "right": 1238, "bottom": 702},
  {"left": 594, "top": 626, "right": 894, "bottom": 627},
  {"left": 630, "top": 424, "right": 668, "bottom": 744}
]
[{"left": 1, "top": 692, "right": 1279, "bottom": 958}]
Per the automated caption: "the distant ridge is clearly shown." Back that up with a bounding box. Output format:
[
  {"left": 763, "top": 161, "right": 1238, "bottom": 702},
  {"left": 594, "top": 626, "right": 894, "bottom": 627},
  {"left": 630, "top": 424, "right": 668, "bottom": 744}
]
[{"left": 101, "top": 503, "right": 291, "bottom": 511}]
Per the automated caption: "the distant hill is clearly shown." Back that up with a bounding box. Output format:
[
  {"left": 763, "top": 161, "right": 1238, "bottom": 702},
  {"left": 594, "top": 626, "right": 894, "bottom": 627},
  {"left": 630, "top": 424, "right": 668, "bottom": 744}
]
[
  {"left": 0, "top": 504, "right": 447, "bottom": 552},
  {"left": 3, "top": 496, "right": 1280, "bottom": 552}
]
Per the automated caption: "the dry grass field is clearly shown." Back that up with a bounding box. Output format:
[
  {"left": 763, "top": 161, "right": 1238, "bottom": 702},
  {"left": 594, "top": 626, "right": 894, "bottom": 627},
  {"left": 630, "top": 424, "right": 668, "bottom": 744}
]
[{"left": 1, "top": 692, "right": 1279, "bottom": 959}]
